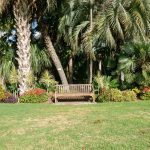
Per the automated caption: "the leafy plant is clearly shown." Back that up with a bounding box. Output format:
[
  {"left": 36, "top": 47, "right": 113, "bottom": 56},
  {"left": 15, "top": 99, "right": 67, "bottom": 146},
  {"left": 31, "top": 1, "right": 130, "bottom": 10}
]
[
  {"left": 93, "top": 74, "right": 119, "bottom": 94},
  {"left": 110, "top": 89, "right": 124, "bottom": 102},
  {"left": 0, "top": 84, "right": 6, "bottom": 102},
  {"left": 31, "top": 45, "right": 51, "bottom": 75},
  {"left": 8, "top": 65, "right": 18, "bottom": 84},
  {"left": 118, "top": 42, "right": 150, "bottom": 88},
  {"left": 39, "top": 70, "right": 57, "bottom": 92},
  {"left": 26, "top": 71, "right": 37, "bottom": 88},
  {"left": 122, "top": 90, "right": 137, "bottom": 102},
  {"left": 97, "top": 90, "right": 111, "bottom": 103},
  {"left": 140, "top": 92, "right": 150, "bottom": 101},
  {"left": 132, "top": 87, "right": 140, "bottom": 94}
]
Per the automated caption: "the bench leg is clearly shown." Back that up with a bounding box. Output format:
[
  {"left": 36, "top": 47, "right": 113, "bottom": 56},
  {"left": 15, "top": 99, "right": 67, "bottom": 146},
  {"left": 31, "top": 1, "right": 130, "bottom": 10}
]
[
  {"left": 55, "top": 97, "right": 58, "bottom": 103},
  {"left": 92, "top": 95, "right": 96, "bottom": 103}
]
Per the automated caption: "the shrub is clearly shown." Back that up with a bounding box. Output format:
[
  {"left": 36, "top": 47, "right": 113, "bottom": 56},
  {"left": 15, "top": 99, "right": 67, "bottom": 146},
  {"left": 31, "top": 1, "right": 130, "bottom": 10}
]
[
  {"left": 132, "top": 87, "right": 140, "bottom": 94},
  {"left": 122, "top": 90, "right": 137, "bottom": 101},
  {"left": 97, "top": 89, "right": 124, "bottom": 102},
  {"left": 23, "top": 88, "right": 46, "bottom": 95},
  {"left": 110, "top": 89, "right": 124, "bottom": 102},
  {"left": 0, "top": 84, "right": 6, "bottom": 102},
  {"left": 140, "top": 92, "right": 150, "bottom": 101},
  {"left": 143, "top": 87, "right": 150, "bottom": 93},
  {"left": 140, "top": 86, "right": 150, "bottom": 100},
  {"left": 4, "top": 96, "right": 18, "bottom": 103},
  {"left": 97, "top": 90, "right": 111, "bottom": 103},
  {"left": 19, "top": 88, "right": 48, "bottom": 103},
  {"left": 98, "top": 89, "right": 137, "bottom": 102}
]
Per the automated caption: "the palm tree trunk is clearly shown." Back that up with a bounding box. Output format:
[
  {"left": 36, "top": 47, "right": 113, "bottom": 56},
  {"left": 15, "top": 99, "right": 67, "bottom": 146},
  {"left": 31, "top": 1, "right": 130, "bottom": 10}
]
[
  {"left": 14, "top": 0, "right": 31, "bottom": 94},
  {"left": 44, "top": 33, "right": 68, "bottom": 85}
]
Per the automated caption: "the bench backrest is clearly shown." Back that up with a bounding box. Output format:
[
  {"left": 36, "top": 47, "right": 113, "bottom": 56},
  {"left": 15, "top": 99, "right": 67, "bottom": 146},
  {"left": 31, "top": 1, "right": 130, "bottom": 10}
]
[{"left": 55, "top": 84, "right": 93, "bottom": 94}]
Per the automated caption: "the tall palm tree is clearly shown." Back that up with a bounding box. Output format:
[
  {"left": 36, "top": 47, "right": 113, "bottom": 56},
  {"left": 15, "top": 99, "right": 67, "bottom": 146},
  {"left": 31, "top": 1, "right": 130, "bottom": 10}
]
[
  {"left": 0, "top": 0, "right": 34, "bottom": 94},
  {"left": 58, "top": 0, "right": 98, "bottom": 83},
  {"left": 13, "top": 0, "right": 32, "bottom": 94}
]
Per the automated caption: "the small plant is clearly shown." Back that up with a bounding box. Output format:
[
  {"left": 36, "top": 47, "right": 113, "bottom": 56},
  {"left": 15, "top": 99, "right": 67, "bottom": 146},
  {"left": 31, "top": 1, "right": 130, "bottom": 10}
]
[
  {"left": 39, "top": 70, "right": 57, "bottom": 92},
  {"left": 93, "top": 74, "right": 119, "bottom": 94},
  {"left": 122, "top": 90, "right": 137, "bottom": 101},
  {"left": 110, "top": 89, "right": 124, "bottom": 102},
  {"left": 97, "top": 90, "right": 111, "bottom": 103},
  {"left": 26, "top": 71, "right": 37, "bottom": 88},
  {"left": 0, "top": 84, "right": 6, "bottom": 102},
  {"left": 140, "top": 92, "right": 150, "bottom": 101},
  {"left": 132, "top": 87, "right": 140, "bottom": 94},
  {"left": 143, "top": 87, "right": 150, "bottom": 93}
]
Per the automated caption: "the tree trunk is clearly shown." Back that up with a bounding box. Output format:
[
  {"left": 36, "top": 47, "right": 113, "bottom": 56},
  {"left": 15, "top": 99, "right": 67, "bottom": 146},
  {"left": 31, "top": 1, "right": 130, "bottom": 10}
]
[
  {"left": 68, "top": 56, "right": 73, "bottom": 83},
  {"left": 14, "top": 0, "right": 31, "bottom": 95},
  {"left": 44, "top": 33, "right": 68, "bottom": 85}
]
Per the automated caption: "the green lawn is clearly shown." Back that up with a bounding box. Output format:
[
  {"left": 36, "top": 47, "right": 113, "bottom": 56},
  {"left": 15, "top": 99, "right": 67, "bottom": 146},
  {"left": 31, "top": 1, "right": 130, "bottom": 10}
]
[{"left": 0, "top": 101, "right": 150, "bottom": 150}]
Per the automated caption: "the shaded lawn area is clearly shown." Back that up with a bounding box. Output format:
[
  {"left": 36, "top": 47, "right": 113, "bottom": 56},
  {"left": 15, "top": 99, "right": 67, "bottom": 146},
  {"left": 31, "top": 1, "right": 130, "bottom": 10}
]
[{"left": 0, "top": 101, "right": 150, "bottom": 150}]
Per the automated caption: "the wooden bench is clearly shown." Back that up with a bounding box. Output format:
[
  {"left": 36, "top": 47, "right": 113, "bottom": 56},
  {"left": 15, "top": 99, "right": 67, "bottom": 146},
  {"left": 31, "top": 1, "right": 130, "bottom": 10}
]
[{"left": 54, "top": 84, "right": 95, "bottom": 103}]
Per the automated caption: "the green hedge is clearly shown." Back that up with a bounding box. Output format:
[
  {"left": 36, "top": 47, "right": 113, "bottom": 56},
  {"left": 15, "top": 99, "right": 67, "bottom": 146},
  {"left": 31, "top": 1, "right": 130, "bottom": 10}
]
[
  {"left": 140, "top": 92, "right": 150, "bottom": 101},
  {"left": 19, "top": 94, "right": 48, "bottom": 103},
  {"left": 97, "top": 89, "right": 137, "bottom": 103}
]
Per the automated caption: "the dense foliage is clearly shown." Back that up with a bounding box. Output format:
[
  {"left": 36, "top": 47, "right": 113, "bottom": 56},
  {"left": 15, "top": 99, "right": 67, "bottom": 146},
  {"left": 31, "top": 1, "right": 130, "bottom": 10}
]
[
  {"left": 0, "top": 0, "right": 150, "bottom": 102},
  {"left": 98, "top": 89, "right": 137, "bottom": 103}
]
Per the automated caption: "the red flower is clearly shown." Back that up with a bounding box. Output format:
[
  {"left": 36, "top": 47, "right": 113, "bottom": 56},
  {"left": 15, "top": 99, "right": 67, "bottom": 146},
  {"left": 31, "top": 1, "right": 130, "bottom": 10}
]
[
  {"left": 143, "top": 87, "right": 150, "bottom": 93},
  {"left": 22, "top": 88, "right": 47, "bottom": 96}
]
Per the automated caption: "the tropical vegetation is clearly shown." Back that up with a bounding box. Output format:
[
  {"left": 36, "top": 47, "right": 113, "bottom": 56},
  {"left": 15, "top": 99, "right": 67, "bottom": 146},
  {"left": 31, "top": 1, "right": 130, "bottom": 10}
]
[{"left": 0, "top": 0, "right": 150, "bottom": 102}]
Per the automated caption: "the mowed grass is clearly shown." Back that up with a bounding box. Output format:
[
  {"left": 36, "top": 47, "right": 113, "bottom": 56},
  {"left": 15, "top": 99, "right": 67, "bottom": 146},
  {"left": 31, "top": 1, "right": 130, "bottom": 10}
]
[{"left": 0, "top": 101, "right": 150, "bottom": 150}]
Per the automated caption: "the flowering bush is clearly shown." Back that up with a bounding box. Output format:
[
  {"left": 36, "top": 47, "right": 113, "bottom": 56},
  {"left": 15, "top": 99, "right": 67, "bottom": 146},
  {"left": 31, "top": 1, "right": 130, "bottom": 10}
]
[
  {"left": 19, "top": 88, "right": 48, "bottom": 103},
  {"left": 143, "top": 87, "right": 150, "bottom": 93},
  {"left": 23, "top": 88, "right": 47, "bottom": 96},
  {"left": 140, "top": 87, "right": 150, "bottom": 100}
]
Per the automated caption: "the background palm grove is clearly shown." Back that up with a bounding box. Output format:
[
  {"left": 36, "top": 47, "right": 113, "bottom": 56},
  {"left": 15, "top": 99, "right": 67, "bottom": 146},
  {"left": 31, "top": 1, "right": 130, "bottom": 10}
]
[{"left": 0, "top": 0, "right": 150, "bottom": 103}]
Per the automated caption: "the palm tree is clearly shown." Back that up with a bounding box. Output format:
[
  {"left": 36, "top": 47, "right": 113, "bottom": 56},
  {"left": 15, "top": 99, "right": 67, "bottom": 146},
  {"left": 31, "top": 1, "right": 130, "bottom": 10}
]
[
  {"left": 35, "top": 0, "right": 69, "bottom": 85},
  {"left": 0, "top": 0, "right": 34, "bottom": 94},
  {"left": 13, "top": 0, "right": 32, "bottom": 94},
  {"left": 118, "top": 42, "right": 150, "bottom": 88},
  {"left": 0, "top": 0, "right": 69, "bottom": 94},
  {"left": 83, "top": 0, "right": 150, "bottom": 77},
  {"left": 91, "top": 0, "right": 150, "bottom": 49},
  {"left": 58, "top": 0, "right": 98, "bottom": 83}
]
